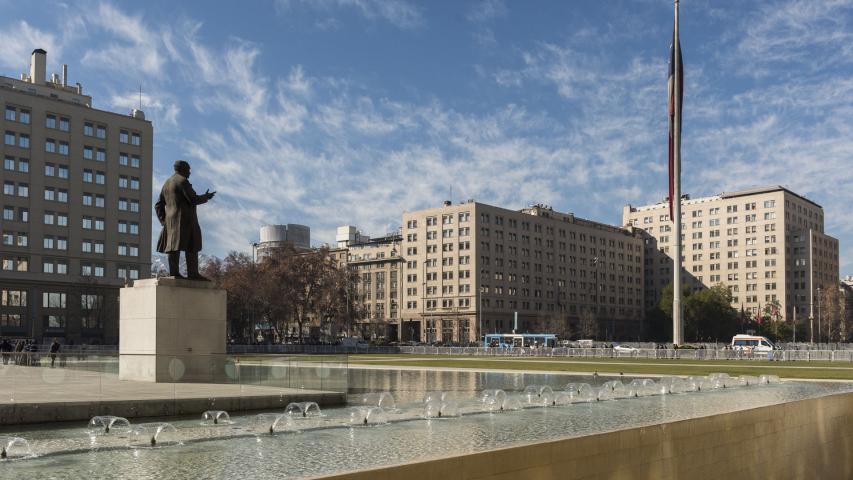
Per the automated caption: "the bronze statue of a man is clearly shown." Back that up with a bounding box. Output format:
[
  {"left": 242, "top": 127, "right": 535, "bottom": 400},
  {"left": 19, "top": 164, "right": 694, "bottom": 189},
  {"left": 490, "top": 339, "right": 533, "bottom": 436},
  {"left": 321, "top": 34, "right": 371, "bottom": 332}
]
[{"left": 155, "top": 160, "right": 215, "bottom": 279}]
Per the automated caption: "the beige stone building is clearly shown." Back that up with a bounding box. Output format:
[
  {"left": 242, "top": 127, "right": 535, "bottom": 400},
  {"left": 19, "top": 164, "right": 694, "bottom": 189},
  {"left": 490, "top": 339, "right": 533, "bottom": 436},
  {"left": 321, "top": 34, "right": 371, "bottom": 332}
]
[
  {"left": 400, "top": 201, "right": 645, "bottom": 344},
  {"left": 0, "top": 49, "right": 152, "bottom": 344},
  {"left": 623, "top": 186, "right": 839, "bottom": 328},
  {"left": 345, "top": 234, "right": 404, "bottom": 340}
]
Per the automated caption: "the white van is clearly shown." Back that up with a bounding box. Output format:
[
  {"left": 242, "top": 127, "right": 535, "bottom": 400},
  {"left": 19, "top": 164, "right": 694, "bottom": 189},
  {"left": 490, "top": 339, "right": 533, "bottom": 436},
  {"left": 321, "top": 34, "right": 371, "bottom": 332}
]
[{"left": 731, "top": 335, "right": 776, "bottom": 354}]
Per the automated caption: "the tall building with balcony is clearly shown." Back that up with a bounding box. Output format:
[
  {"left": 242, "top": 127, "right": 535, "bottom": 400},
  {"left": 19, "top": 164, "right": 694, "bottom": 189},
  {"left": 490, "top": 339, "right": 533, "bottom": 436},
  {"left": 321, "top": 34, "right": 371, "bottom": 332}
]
[
  {"left": 0, "top": 49, "right": 152, "bottom": 344},
  {"left": 400, "top": 201, "right": 645, "bottom": 344},
  {"left": 623, "top": 186, "right": 839, "bottom": 326}
]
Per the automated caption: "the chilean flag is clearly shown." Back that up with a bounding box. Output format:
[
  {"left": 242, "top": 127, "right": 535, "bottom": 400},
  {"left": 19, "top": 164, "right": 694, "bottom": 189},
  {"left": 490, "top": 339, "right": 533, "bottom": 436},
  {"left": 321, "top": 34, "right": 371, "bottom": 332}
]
[{"left": 668, "top": 26, "right": 683, "bottom": 221}]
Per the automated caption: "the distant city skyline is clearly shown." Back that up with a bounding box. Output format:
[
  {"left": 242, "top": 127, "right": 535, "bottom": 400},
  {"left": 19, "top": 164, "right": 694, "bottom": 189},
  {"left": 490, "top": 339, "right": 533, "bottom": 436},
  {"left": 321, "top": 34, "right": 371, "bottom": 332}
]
[{"left": 1, "top": 0, "right": 849, "bottom": 273}]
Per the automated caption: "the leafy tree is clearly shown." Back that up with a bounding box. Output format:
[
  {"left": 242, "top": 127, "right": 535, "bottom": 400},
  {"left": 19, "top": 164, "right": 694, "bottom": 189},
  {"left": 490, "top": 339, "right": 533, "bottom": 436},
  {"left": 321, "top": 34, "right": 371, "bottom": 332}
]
[
  {"left": 656, "top": 282, "right": 738, "bottom": 343},
  {"left": 683, "top": 284, "right": 738, "bottom": 342}
]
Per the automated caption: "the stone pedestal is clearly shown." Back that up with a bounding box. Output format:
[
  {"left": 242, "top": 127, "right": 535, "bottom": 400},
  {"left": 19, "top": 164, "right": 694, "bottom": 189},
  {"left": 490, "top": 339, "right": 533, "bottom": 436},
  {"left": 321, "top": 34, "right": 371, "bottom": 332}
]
[{"left": 119, "top": 277, "right": 227, "bottom": 382}]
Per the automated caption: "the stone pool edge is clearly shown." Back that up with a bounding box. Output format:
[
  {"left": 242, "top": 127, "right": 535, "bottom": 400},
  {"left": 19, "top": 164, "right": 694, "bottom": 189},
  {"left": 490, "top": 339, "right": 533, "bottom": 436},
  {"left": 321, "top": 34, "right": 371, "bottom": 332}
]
[{"left": 314, "top": 390, "right": 853, "bottom": 480}]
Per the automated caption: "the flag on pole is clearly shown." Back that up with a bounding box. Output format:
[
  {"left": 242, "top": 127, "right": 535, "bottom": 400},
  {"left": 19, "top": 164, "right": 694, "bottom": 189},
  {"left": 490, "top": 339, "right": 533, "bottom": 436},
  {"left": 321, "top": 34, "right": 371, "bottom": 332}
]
[{"left": 667, "top": 23, "right": 683, "bottom": 221}]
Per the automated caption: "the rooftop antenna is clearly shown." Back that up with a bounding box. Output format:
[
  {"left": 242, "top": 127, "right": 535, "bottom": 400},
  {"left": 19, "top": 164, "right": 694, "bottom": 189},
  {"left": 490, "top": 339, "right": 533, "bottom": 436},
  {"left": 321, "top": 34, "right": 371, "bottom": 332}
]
[
  {"left": 449, "top": 185, "right": 453, "bottom": 203},
  {"left": 138, "top": 84, "right": 143, "bottom": 110}
]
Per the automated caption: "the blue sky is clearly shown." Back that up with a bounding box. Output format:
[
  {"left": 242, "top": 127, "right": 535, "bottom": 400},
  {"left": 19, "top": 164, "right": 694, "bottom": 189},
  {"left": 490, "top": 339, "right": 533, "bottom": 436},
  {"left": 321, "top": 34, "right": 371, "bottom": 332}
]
[{"left": 0, "top": 0, "right": 851, "bottom": 274}]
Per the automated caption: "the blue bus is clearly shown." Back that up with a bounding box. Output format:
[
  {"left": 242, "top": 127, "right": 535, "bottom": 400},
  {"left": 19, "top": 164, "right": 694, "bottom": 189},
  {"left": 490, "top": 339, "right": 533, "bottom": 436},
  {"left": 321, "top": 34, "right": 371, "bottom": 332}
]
[{"left": 484, "top": 333, "right": 557, "bottom": 349}]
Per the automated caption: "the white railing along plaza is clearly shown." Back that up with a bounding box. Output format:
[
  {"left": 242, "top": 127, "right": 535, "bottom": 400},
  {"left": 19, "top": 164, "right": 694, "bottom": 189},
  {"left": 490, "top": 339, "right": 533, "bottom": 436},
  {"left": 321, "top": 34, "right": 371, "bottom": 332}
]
[{"left": 228, "top": 344, "right": 853, "bottom": 362}]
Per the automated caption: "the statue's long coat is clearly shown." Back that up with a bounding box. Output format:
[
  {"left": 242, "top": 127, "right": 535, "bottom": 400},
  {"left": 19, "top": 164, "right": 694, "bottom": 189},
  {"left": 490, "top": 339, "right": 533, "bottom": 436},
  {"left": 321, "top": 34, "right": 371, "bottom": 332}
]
[{"left": 155, "top": 173, "right": 209, "bottom": 253}]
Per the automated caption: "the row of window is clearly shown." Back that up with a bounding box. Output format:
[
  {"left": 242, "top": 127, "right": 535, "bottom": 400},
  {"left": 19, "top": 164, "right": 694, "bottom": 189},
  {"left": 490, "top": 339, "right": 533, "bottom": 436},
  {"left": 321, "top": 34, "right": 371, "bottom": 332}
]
[
  {"left": 1, "top": 256, "right": 140, "bottom": 278},
  {"left": 5, "top": 105, "right": 143, "bottom": 144},
  {"left": 2, "top": 231, "right": 140, "bottom": 257},
  {"left": 3, "top": 207, "right": 141, "bottom": 235},
  {"left": 5, "top": 157, "right": 136, "bottom": 177},
  {"left": 4, "top": 135, "right": 144, "bottom": 165}
]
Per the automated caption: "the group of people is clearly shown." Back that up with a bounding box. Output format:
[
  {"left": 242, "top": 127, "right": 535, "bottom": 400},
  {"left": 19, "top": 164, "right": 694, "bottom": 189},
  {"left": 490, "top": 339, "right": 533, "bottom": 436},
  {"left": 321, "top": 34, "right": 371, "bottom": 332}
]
[{"left": 0, "top": 338, "right": 63, "bottom": 367}]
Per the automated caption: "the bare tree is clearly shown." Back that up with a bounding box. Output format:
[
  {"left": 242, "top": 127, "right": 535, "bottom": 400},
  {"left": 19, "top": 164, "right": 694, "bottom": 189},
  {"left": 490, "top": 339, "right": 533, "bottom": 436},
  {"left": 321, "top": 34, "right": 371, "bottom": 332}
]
[
  {"left": 819, "top": 286, "right": 846, "bottom": 343},
  {"left": 540, "top": 313, "right": 572, "bottom": 340},
  {"left": 578, "top": 309, "right": 598, "bottom": 339}
]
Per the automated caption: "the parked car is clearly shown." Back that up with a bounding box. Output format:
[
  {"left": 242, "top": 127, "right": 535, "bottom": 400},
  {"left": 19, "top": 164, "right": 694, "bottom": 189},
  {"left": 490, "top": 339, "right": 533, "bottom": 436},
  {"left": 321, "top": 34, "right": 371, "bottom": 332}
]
[{"left": 612, "top": 343, "right": 638, "bottom": 352}]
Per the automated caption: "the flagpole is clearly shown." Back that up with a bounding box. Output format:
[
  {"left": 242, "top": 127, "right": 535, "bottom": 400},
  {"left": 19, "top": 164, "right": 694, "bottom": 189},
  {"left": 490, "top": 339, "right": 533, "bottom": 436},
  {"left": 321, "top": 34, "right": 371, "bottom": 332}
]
[{"left": 672, "top": 0, "right": 684, "bottom": 346}]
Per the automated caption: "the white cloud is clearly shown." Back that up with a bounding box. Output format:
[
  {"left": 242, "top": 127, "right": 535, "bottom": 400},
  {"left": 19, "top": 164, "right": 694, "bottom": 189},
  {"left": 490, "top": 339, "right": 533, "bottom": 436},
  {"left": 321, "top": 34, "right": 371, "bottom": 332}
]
[
  {"left": 0, "top": 21, "right": 62, "bottom": 73},
  {"left": 276, "top": 0, "right": 423, "bottom": 29},
  {"left": 467, "top": 0, "right": 507, "bottom": 23},
  {"left": 105, "top": 90, "right": 181, "bottom": 128},
  {"left": 80, "top": 3, "right": 167, "bottom": 76}
]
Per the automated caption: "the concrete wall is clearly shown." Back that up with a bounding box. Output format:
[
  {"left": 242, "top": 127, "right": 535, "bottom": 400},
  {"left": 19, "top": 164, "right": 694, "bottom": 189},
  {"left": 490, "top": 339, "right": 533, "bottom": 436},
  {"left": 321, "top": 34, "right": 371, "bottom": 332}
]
[{"left": 321, "top": 391, "right": 853, "bottom": 480}]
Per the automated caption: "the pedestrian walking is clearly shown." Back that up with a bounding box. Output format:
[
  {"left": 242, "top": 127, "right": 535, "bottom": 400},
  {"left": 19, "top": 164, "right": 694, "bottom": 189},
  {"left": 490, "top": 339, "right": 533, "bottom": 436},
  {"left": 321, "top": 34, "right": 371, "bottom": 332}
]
[{"left": 49, "top": 338, "right": 61, "bottom": 368}]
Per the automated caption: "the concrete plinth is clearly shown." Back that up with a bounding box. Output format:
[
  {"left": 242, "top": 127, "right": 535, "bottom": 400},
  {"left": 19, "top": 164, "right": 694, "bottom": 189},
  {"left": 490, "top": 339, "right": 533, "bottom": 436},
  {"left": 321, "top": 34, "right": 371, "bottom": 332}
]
[{"left": 119, "top": 277, "right": 226, "bottom": 382}]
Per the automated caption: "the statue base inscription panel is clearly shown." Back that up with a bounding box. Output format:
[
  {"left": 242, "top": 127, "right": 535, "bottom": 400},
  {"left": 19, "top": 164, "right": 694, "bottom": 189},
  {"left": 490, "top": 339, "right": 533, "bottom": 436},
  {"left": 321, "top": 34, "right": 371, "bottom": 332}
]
[{"left": 119, "top": 277, "right": 227, "bottom": 383}]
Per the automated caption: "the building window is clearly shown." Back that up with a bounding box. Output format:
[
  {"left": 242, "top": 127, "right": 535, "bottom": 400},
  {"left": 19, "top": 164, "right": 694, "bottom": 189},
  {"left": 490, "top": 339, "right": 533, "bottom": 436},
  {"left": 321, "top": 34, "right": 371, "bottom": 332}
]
[
  {"left": 96, "top": 125, "right": 107, "bottom": 139},
  {"left": 120, "top": 130, "right": 129, "bottom": 143},
  {"left": 131, "top": 155, "right": 140, "bottom": 168},
  {"left": 84, "top": 122, "right": 94, "bottom": 136},
  {"left": 1, "top": 289, "right": 27, "bottom": 307},
  {"left": 81, "top": 294, "right": 104, "bottom": 329},
  {"left": 130, "top": 177, "right": 140, "bottom": 190},
  {"left": 59, "top": 117, "right": 70, "bottom": 132},
  {"left": 119, "top": 176, "right": 129, "bottom": 188},
  {"left": 96, "top": 171, "right": 105, "bottom": 184},
  {"left": 19, "top": 134, "right": 29, "bottom": 148},
  {"left": 131, "top": 133, "right": 141, "bottom": 146},
  {"left": 19, "top": 109, "right": 30, "bottom": 124},
  {"left": 4, "top": 131, "right": 15, "bottom": 146},
  {"left": 119, "top": 153, "right": 129, "bottom": 166},
  {"left": 45, "top": 114, "right": 56, "bottom": 129},
  {"left": 45, "top": 139, "right": 56, "bottom": 153},
  {"left": 83, "top": 146, "right": 93, "bottom": 159},
  {"left": 3, "top": 157, "right": 14, "bottom": 170},
  {"left": 83, "top": 169, "right": 93, "bottom": 183},
  {"left": 4, "top": 106, "right": 15, "bottom": 121},
  {"left": 96, "top": 148, "right": 106, "bottom": 162},
  {"left": 58, "top": 141, "right": 69, "bottom": 156}
]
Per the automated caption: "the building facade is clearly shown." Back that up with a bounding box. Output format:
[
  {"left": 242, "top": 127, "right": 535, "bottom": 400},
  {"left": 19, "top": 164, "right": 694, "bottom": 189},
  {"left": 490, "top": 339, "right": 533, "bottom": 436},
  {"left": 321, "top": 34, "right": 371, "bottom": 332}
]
[
  {"left": 623, "top": 186, "right": 839, "bottom": 328},
  {"left": 0, "top": 49, "right": 152, "bottom": 344},
  {"left": 400, "top": 201, "right": 645, "bottom": 344},
  {"left": 345, "top": 234, "right": 404, "bottom": 340},
  {"left": 256, "top": 223, "right": 310, "bottom": 258}
]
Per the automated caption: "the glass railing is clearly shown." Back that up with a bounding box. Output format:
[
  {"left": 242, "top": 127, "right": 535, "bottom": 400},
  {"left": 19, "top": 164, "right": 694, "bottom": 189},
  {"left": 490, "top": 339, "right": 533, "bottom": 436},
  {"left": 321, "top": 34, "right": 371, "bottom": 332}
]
[{"left": 0, "top": 352, "right": 348, "bottom": 407}]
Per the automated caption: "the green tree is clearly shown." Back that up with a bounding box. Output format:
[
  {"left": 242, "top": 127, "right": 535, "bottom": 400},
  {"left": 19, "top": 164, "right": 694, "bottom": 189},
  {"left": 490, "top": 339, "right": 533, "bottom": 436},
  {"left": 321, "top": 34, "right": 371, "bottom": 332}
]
[{"left": 683, "top": 284, "right": 738, "bottom": 342}]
